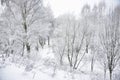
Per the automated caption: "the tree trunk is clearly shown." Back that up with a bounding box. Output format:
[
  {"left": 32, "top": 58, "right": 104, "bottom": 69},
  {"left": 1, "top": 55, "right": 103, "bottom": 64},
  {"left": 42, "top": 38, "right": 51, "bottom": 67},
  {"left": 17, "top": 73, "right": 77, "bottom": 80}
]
[
  {"left": 91, "top": 56, "right": 94, "bottom": 72},
  {"left": 26, "top": 43, "right": 30, "bottom": 53},
  {"left": 104, "top": 66, "right": 106, "bottom": 80},
  {"left": 22, "top": 43, "right": 25, "bottom": 56},
  {"left": 109, "top": 70, "right": 112, "bottom": 80},
  {"left": 48, "top": 36, "right": 50, "bottom": 46},
  {"left": 60, "top": 56, "right": 63, "bottom": 65}
]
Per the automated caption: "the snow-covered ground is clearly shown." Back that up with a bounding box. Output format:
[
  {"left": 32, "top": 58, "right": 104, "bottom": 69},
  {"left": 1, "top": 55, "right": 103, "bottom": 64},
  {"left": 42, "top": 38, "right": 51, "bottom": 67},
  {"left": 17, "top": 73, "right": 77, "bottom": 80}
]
[
  {"left": 0, "top": 64, "right": 88, "bottom": 80},
  {"left": 0, "top": 47, "right": 105, "bottom": 80},
  {"left": 0, "top": 64, "right": 31, "bottom": 80},
  {"left": 0, "top": 61, "right": 104, "bottom": 80}
]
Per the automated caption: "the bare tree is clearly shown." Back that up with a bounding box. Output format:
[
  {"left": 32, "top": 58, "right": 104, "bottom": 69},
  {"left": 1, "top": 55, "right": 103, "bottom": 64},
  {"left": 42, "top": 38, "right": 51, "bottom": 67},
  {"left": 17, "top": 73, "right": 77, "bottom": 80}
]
[
  {"left": 97, "top": 47, "right": 108, "bottom": 80},
  {"left": 100, "top": 10, "right": 120, "bottom": 80},
  {"left": 54, "top": 14, "right": 91, "bottom": 69}
]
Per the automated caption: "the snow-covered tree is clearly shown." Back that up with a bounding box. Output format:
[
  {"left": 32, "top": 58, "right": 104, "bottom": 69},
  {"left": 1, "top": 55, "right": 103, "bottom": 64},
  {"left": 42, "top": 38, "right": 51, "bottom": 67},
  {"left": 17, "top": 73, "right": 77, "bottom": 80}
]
[
  {"left": 0, "top": 0, "right": 54, "bottom": 58},
  {"left": 53, "top": 12, "right": 92, "bottom": 69},
  {"left": 99, "top": 6, "right": 120, "bottom": 80}
]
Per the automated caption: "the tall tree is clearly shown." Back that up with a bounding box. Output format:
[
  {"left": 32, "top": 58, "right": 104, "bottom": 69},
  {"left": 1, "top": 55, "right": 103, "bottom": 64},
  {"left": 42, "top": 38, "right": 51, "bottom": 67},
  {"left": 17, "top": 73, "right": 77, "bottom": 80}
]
[
  {"left": 100, "top": 6, "right": 120, "bottom": 80},
  {"left": 0, "top": 0, "right": 53, "bottom": 58}
]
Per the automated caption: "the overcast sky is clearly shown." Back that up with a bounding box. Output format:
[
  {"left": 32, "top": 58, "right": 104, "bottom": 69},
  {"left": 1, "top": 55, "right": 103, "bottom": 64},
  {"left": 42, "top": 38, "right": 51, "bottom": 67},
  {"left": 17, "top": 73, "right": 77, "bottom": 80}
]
[
  {"left": 0, "top": 0, "right": 119, "bottom": 17},
  {"left": 45, "top": 0, "right": 120, "bottom": 17}
]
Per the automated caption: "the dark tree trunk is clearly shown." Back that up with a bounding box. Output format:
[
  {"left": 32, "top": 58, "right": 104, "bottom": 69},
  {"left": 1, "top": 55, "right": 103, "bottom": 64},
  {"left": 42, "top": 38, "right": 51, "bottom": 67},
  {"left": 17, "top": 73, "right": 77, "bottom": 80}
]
[
  {"left": 22, "top": 43, "right": 25, "bottom": 56},
  {"left": 26, "top": 43, "right": 30, "bottom": 53},
  {"left": 109, "top": 69, "right": 112, "bottom": 80},
  {"left": 91, "top": 56, "right": 94, "bottom": 72},
  {"left": 48, "top": 36, "right": 50, "bottom": 46}
]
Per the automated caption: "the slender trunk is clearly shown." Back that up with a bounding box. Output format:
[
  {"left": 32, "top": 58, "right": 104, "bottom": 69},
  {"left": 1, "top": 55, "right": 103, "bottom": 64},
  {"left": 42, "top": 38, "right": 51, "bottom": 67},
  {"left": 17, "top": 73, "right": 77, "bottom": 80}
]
[
  {"left": 60, "top": 56, "right": 63, "bottom": 65},
  {"left": 69, "top": 58, "right": 72, "bottom": 67},
  {"left": 26, "top": 43, "right": 30, "bottom": 53},
  {"left": 68, "top": 56, "right": 72, "bottom": 67},
  {"left": 109, "top": 70, "right": 112, "bottom": 80},
  {"left": 91, "top": 56, "right": 94, "bottom": 72},
  {"left": 104, "top": 63, "right": 106, "bottom": 80},
  {"left": 73, "top": 53, "right": 79, "bottom": 69},
  {"left": 68, "top": 53, "right": 72, "bottom": 67},
  {"left": 48, "top": 36, "right": 50, "bottom": 46},
  {"left": 104, "top": 68, "right": 106, "bottom": 80},
  {"left": 75, "top": 51, "right": 86, "bottom": 69},
  {"left": 22, "top": 43, "right": 25, "bottom": 56}
]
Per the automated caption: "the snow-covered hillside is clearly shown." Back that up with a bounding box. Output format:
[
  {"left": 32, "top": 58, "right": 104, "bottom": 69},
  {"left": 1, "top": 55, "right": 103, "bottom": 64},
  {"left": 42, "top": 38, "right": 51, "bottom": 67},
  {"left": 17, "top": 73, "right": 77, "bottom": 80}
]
[{"left": 0, "top": 0, "right": 120, "bottom": 80}]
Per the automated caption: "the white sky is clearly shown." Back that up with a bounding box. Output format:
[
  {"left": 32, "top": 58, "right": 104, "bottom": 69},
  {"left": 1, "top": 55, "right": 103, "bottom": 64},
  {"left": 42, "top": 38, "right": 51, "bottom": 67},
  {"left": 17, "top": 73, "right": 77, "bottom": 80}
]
[
  {"left": 44, "top": 0, "right": 119, "bottom": 17},
  {"left": 0, "top": 0, "right": 119, "bottom": 17}
]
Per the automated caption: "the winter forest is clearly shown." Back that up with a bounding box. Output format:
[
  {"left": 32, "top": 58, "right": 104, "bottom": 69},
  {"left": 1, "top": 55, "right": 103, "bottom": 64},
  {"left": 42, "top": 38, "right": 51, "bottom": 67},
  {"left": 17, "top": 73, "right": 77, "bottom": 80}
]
[{"left": 0, "top": 0, "right": 120, "bottom": 80}]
